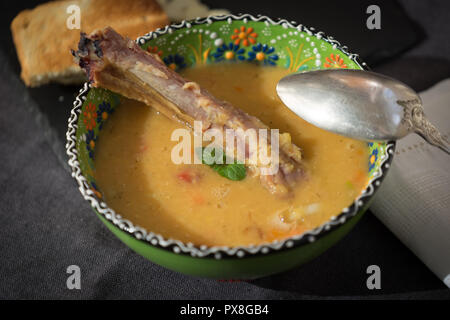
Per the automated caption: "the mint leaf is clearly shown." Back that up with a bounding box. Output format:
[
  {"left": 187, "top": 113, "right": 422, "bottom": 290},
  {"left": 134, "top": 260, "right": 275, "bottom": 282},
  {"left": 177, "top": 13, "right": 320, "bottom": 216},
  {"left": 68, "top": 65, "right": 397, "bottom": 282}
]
[
  {"left": 196, "top": 147, "right": 246, "bottom": 181},
  {"left": 214, "top": 162, "right": 246, "bottom": 181}
]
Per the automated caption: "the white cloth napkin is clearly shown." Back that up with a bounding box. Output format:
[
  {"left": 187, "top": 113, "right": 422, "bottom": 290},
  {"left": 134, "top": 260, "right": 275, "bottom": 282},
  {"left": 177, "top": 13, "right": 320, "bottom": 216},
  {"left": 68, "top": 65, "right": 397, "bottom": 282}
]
[{"left": 371, "top": 79, "right": 450, "bottom": 288}]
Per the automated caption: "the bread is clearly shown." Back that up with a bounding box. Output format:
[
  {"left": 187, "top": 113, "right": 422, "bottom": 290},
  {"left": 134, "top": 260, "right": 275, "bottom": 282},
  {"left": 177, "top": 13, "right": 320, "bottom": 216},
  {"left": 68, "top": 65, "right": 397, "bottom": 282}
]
[
  {"left": 158, "top": 0, "right": 229, "bottom": 22},
  {"left": 11, "top": 0, "right": 169, "bottom": 87}
]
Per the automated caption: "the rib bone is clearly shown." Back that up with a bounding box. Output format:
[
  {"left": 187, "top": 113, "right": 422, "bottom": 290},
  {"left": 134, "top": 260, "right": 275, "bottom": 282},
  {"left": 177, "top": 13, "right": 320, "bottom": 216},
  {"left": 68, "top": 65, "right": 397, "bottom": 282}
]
[{"left": 73, "top": 27, "right": 304, "bottom": 195}]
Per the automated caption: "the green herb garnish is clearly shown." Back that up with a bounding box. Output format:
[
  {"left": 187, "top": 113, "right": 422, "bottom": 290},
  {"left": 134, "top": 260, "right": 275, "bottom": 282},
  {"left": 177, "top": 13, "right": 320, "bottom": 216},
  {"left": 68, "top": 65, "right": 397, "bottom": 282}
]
[{"left": 196, "top": 147, "right": 246, "bottom": 181}]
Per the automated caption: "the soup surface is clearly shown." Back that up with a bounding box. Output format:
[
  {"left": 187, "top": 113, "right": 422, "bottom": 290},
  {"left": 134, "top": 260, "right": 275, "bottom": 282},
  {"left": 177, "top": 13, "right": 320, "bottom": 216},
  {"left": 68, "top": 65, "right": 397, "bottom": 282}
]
[{"left": 94, "top": 63, "right": 369, "bottom": 246}]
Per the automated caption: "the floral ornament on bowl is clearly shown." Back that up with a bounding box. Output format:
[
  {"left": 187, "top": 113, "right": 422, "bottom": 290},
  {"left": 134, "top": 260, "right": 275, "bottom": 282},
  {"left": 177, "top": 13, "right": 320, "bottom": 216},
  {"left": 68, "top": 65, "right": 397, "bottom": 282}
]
[
  {"left": 213, "top": 43, "right": 246, "bottom": 62},
  {"left": 96, "top": 101, "right": 114, "bottom": 129},
  {"left": 324, "top": 53, "right": 348, "bottom": 68},
  {"left": 247, "top": 43, "right": 278, "bottom": 65},
  {"left": 83, "top": 102, "right": 97, "bottom": 131},
  {"left": 163, "top": 54, "right": 186, "bottom": 71},
  {"left": 90, "top": 181, "right": 102, "bottom": 199},
  {"left": 146, "top": 45, "right": 163, "bottom": 57},
  {"left": 369, "top": 148, "right": 379, "bottom": 171},
  {"left": 85, "top": 129, "right": 97, "bottom": 159},
  {"left": 231, "top": 26, "right": 258, "bottom": 46}
]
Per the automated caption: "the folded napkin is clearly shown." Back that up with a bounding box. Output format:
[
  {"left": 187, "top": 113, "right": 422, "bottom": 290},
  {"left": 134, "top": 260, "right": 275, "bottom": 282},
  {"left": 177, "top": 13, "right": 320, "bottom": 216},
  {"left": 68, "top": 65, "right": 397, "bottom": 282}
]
[{"left": 371, "top": 79, "right": 450, "bottom": 288}]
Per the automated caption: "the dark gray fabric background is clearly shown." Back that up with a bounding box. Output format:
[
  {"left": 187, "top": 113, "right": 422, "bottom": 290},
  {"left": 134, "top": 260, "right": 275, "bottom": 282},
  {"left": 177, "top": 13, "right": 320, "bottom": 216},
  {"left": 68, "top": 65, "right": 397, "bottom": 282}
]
[{"left": 1, "top": 0, "right": 450, "bottom": 299}]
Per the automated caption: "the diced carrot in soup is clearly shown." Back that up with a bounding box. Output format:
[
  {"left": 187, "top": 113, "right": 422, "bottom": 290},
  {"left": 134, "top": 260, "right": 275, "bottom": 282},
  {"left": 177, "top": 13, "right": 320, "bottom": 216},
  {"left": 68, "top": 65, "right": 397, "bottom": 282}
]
[{"left": 177, "top": 170, "right": 194, "bottom": 183}]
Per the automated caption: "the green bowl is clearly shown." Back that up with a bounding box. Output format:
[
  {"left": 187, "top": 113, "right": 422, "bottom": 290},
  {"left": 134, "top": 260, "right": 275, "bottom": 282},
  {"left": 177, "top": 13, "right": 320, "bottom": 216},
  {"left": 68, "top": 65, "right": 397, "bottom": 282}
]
[{"left": 66, "top": 14, "right": 395, "bottom": 279}]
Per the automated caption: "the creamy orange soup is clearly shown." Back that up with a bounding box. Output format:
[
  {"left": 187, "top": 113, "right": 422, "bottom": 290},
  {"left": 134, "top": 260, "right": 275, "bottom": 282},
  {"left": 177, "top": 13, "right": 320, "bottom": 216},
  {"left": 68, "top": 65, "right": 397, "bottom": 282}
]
[{"left": 94, "top": 63, "right": 369, "bottom": 246}]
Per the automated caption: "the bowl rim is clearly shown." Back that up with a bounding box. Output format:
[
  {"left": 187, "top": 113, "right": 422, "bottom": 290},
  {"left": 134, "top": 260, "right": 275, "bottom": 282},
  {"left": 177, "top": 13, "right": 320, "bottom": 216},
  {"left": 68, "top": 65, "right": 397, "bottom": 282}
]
[{"left": 66, "top": 13, "right": 396, "bottom": 260}]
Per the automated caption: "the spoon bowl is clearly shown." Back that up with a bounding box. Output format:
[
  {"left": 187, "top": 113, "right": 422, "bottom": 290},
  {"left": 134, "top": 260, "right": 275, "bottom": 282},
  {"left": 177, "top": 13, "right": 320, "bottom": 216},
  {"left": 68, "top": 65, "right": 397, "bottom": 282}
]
[{"left": 277, "top": 69, "right": 449, "bottom": 154}]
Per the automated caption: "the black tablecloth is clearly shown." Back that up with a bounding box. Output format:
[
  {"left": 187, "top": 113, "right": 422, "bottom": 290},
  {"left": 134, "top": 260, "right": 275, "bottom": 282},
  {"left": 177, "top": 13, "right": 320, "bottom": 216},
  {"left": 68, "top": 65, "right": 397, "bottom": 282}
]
[{"left": 1, "top": 0, "right": 449, "bottom": 299}]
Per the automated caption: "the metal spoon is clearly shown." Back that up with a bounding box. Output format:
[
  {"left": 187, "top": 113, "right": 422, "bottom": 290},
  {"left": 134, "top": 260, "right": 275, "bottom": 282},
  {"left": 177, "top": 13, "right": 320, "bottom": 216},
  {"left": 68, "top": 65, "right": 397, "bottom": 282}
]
[{"left": 276, "top": 69, "right": 449, "bottom": 155}]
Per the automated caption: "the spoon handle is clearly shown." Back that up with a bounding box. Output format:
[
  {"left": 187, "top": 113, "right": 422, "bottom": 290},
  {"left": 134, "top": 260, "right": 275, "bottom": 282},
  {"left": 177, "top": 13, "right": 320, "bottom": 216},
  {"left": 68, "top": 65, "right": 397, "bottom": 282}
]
[
  {"left": 398, "top": 99, "right": 450, "bottom": 155},
  {"left": 416, "top": 130, "right": 450, "bottom": 155}
]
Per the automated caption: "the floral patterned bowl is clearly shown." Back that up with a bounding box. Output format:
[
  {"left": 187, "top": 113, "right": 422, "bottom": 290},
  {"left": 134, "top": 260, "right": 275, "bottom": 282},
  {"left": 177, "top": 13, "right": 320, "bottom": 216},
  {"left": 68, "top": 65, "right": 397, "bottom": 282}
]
[{"left": 66, "top": 14, "right": 395, "bottom": 279}]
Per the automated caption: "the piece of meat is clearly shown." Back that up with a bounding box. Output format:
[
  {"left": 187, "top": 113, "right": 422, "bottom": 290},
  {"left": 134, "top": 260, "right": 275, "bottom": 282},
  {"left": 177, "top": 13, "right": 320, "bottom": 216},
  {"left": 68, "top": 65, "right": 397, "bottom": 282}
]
[{"left": 73, "top": 27, "right": 304, "bottom": 196}]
